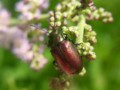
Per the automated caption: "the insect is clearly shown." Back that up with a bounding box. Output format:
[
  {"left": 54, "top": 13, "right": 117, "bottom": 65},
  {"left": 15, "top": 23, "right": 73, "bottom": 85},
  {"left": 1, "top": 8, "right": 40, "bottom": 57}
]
[{"left": 49, "top": 34, "right": 83, "bottom": 76}]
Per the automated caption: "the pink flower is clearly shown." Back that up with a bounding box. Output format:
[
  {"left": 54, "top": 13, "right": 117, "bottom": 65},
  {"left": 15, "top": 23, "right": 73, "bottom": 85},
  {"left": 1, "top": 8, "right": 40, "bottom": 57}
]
[
  {"left": 0, "top": 5, "right": 10, "bottom": 30},
  {"left": 15, "top": 0, "right": 49, "bottom": 21},
  {"left": 15, "top": 1, "right": 31, "bottom": 12},
  {"left": 38, "top": 0, "right": 49, "bottom": 9},
  {"left": 0, "top": 3, "right": 48, "bottom": 70}
]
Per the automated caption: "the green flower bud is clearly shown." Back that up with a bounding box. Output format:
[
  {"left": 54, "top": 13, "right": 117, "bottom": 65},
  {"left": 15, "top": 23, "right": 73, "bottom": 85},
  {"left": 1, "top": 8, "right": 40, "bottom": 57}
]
[
  {"left": 56, "top": 21, "right": 61, "bottom": 27},
  {"left": 50, "top": 22, "right": 55, "bottom": 27},
  {"left": 50, "top": 17, "right": 55, "bottom": 22},
  {"left": 63, "top": 12, "right": 68, "bottom": 18},
  {"left": 56, "top": 4, "right": 62, "bottom": 11},
  {"left": 49, "top": 11, "right": 54, "bottom": 16}
]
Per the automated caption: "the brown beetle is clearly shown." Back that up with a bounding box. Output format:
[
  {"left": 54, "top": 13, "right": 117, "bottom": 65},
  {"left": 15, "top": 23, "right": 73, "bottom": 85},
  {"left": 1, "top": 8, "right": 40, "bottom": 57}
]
[{"left": 51, "top": 40, "right": 83, "bottom": 76}]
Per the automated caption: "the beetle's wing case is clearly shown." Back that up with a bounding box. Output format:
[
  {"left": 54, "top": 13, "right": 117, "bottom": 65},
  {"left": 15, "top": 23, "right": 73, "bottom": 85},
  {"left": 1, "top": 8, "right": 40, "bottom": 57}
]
[
  {"left": 51, "top": 40, "right": 83, "bottom": 76},
  {"left": 59, "top": 41, "right": 83, "bottom": 73},
  {"left": 51, "top": 46, "right": 75, "bottom": 76}
]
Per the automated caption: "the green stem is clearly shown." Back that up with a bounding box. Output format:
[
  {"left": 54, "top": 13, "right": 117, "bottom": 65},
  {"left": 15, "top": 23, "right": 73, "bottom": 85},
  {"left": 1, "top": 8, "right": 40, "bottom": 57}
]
[
  {"left": 39, "top": 14, "right": 49, "bottom": 20},
  {"left": 9, "top": 14, "right": 49, "bottom": 26},
  {"left": 75, "top": 15, "right": 86, "bottom": 44},
  {"left": 0, "top": 47, "right": 3, "bottom": 67}
]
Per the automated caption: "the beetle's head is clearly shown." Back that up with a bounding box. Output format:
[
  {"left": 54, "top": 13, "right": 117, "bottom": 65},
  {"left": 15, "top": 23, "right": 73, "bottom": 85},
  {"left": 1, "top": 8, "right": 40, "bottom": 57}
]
[{"left": 48, "top": 32, "right": 64, "bottom": 47}]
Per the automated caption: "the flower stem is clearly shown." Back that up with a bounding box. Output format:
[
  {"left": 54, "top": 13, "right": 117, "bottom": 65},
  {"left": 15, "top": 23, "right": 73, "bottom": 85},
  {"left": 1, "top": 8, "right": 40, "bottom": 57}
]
[
  {"left": 75, "top": 15, "right": 85, "bottom": 44},
  {"left": 9, "top": 14, "right": 49, "bottom": 26}
]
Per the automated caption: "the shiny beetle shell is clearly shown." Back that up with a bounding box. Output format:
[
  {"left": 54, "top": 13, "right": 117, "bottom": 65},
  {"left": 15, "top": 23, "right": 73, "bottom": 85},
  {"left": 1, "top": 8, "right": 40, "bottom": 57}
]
[{"left": 51, "top": 40, "right": 83, "bottom": 76}]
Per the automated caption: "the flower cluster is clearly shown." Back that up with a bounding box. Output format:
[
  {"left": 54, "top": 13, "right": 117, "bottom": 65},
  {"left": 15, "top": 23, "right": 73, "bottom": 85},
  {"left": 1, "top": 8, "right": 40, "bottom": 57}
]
[
  {"left": 0, "top": 2, "right": 48, "bottom": 70},
  {"left": 16, "top": 0, "right": 49, "bottom": 21},
  {"left": 83, "top": 7, "right": 113, "bottom": 23},
  {"left": 50, "top": 77, "right": 70, "bottom": 90},
  {"left": 48, "top": 0, "right": 113, "bottom": 74}
]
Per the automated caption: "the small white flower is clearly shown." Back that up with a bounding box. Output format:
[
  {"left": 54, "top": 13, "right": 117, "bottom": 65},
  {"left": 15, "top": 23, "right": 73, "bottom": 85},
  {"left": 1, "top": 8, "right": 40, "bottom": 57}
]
[{"left": 30, "top": 55, "right": 47, "bottom": 70}]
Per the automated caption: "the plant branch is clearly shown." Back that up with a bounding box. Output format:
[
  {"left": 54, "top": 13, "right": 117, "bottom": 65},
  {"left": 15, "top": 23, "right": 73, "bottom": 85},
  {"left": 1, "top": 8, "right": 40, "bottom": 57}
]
[
  {"left": 9, "top": 14, "right": 49, "bottom": 26},
  {"left": 75, "top": 15, "right": 86, "bottom": 44}
]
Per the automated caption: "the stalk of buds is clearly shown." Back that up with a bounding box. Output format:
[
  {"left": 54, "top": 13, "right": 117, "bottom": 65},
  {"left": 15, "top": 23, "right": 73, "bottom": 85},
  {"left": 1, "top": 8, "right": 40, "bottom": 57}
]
[
  {"left": 48, "top": 0, "right": 113, "bottom": 77},
  {"left": 48, "top": 1, "right": 113, "bottom": 89}
]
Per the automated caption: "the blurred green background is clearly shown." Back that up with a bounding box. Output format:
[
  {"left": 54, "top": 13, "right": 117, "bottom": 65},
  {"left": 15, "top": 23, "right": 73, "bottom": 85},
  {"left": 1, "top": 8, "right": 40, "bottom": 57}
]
[{"left": 0, "top": 0, "right": 120, "bottom": 90}]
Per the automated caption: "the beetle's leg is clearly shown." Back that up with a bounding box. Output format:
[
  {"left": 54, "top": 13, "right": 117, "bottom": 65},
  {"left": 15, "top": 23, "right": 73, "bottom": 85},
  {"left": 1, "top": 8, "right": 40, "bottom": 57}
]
[
  {"left": 53, "top": 60, "right": 61, "bottom": 71},
  {"left": 53, "top": 60, "right": 57, "bottom": 66}
]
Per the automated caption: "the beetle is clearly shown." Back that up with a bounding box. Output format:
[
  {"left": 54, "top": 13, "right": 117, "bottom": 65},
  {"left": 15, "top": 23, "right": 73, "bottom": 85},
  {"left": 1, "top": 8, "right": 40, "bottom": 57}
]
[{"left": 49, "top": 34, "right": 83, "bottom": 76}]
